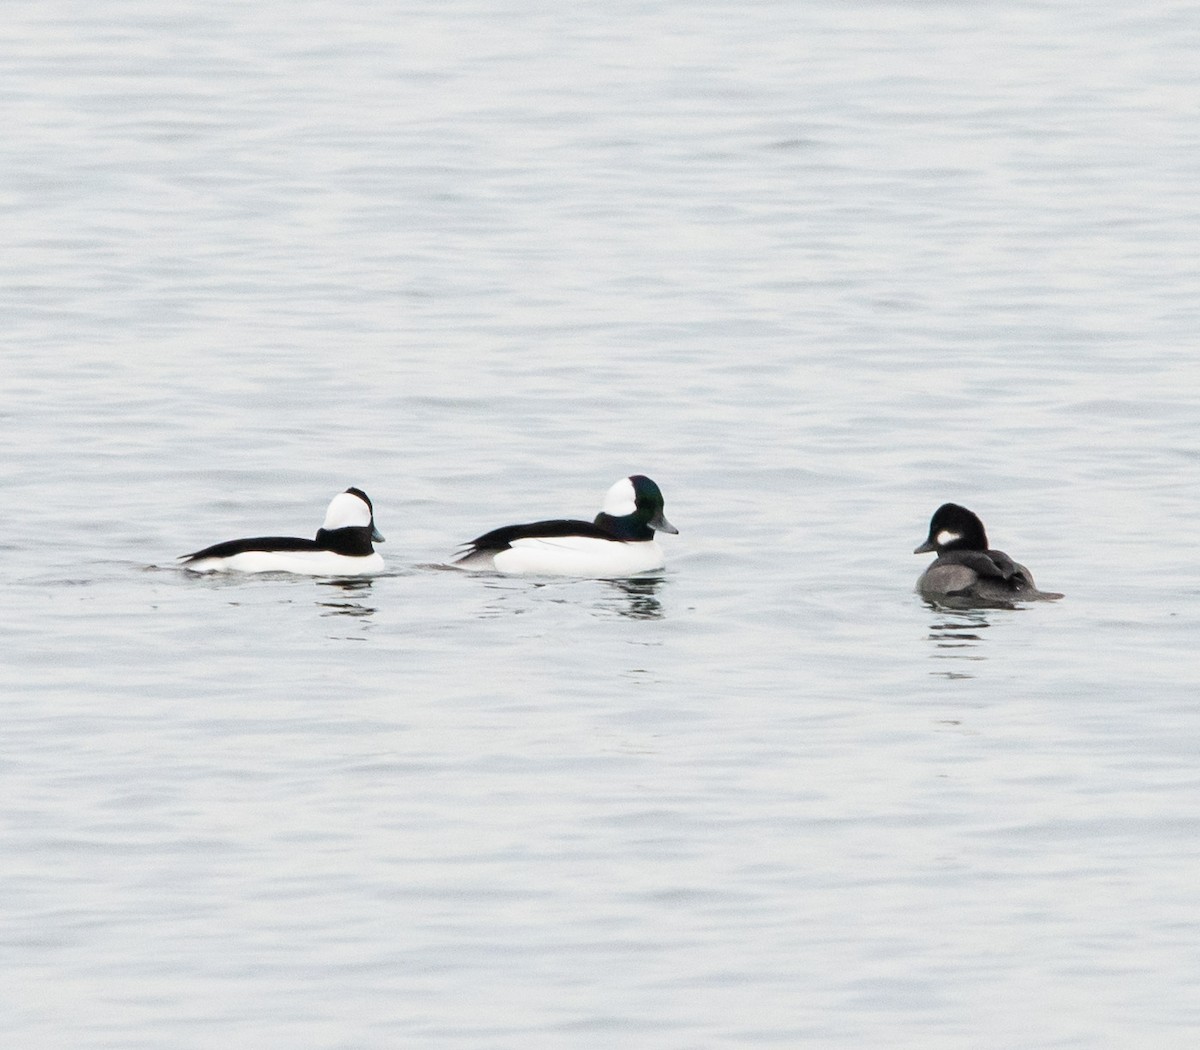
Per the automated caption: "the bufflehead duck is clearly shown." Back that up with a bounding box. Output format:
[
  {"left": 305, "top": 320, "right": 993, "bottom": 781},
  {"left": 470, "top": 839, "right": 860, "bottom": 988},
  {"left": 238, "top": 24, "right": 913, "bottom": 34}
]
[
  {"left": 913, "top": 502, "right": 1063, "bottom": 606},
  {"left": 180, "top": 487, "right": 385, "bottom": 576},
  {"left": 453, "top": 475, "right": 678, "bottom": 577}
]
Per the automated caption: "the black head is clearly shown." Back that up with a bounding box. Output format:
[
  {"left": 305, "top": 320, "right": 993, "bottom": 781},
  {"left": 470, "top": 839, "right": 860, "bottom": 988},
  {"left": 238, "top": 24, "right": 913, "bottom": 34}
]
[
  {"left": 914, "top": 502, "right": 988, "bottom": 555},
  {"left": 594, "top": 474, "right": 678, "bottom": 539},
  {"left": 316, "top": 487, "right": 385, "bottom": 553}
]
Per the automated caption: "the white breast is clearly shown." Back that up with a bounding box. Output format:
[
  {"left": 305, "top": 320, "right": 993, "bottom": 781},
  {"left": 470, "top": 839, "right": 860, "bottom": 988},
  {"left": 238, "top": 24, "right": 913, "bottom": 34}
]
[
  {"left": 491, "top": 535, "right": 665, "bottom": 577},
  {"left": 185, "top": 550, "right": 384, "bottom": 576}
]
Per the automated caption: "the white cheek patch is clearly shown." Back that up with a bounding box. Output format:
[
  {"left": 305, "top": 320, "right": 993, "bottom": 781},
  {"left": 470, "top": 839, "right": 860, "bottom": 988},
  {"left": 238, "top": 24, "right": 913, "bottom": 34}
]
[
  {"left": 936, "top": 530, "right": 961, "bottom": 547},
  {"left": 601, "top": 477, "right": 637, "bottom": 517},
  {"left": 323, "top": 491, "right": 371, "bottom": 530}
]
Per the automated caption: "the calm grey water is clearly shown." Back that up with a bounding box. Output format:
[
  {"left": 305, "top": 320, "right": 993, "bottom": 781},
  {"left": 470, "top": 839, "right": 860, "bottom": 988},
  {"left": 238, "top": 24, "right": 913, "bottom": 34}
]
[{"left": 3, "top": 1, "right": 1199, "bottom": 1046}]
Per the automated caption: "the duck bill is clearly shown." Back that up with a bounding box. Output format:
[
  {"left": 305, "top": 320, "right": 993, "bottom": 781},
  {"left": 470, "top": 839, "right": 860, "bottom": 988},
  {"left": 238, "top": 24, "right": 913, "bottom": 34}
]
[
  {"left": 913, "top": 539, "right": 936, "bottom": 554},
  {"left": 372, "top": 526, "right": 386, "bottom": 543},
  {"left": 650, "top": 511, "right": 678, "bottom": 535}
]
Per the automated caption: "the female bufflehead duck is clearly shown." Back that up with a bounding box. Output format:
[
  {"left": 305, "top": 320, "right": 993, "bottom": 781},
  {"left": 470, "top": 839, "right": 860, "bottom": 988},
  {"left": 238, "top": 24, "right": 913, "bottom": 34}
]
[
  {"left": 913, "top": 502, "right": 1063, "bottom": 606},
  {"left": 180, "top": 487, "right": 385, "bottom": 576},
  {"left": 453, "top": 474, "right": 678, "bottom": 577}
]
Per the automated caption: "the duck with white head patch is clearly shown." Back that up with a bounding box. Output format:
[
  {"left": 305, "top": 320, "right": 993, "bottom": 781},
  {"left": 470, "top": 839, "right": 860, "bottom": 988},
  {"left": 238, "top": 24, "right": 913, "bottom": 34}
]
[
  {"left": 180, "top": 487, "right": 385, "bottom": 576},
  {"left": 452, "top": 475, "right": 678, "bottom": 577},
  {"left": 913, "top": 502, "right": 1062, "bottom": 606}
]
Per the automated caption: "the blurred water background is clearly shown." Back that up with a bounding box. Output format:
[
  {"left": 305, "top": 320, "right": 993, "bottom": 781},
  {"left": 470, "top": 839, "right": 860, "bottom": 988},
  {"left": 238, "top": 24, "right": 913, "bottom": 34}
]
[{"left": 2, "top": 1, "right": 1199, "bottom": 1046}]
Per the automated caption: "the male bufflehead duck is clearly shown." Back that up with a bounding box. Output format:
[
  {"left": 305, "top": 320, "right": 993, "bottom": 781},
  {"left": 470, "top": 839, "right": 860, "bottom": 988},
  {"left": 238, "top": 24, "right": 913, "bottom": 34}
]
[
  {"left": 453, "top": 474, "right": 678, "bottom": 577},
  {"left": 180, "top": 487, "right": 385, "bottom": 576},
  {"left": 913, "top": 502, "right": 1063, "bottom": 606}
]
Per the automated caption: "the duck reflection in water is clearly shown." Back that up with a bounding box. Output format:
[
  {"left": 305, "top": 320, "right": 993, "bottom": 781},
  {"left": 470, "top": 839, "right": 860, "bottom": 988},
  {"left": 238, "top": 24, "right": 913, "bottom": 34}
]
[
  {"left": 469, "top": 574, "right": 665, "bottom": 620},
  {"left": 926, "top": 609, "right": 990, "bottom": 679},
  {"left": 317, "top": 577, "right": 378, "bottom": 619},
  {"left": 603, "top": 576, "right": 665, "bottom": 620}
]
